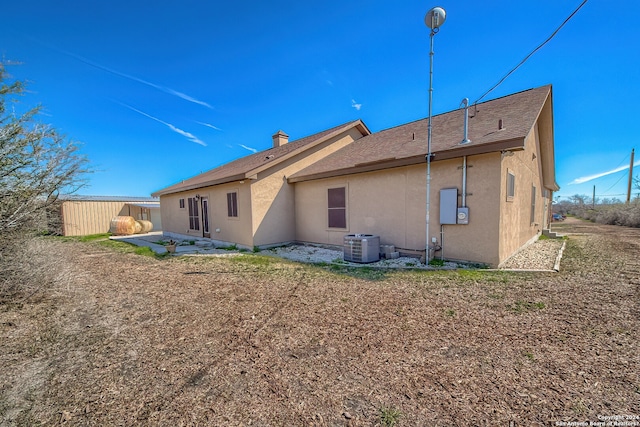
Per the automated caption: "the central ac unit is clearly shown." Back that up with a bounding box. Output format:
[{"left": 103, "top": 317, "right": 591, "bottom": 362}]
[{"left": 343, "top": 234, "right": 380, "bottom": 263}]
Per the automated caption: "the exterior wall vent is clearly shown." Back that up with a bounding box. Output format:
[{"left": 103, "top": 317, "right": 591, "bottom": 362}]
[{"left": 344, "top": 234, "right": 380, "bottom": 263}]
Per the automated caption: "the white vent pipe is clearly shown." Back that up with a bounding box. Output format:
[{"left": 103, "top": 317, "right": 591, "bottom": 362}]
[{"left": 460, "top": 98, "right": 471, "bottom": 144}]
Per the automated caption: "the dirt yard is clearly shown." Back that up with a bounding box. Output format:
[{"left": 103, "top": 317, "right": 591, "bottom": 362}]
[{"left": 1, "top": 218, "right": 638, "bottom": 426}]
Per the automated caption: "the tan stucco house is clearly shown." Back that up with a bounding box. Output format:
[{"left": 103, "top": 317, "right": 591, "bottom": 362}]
[{"left": 152, "top": 85, "right": 559, "bottom": 267}]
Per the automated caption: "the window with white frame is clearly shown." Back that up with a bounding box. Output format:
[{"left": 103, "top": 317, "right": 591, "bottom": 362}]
[
  {"left": 507, "top": 171, "right": 516, "bottom": 201},
  {"left": 530, "top": 185, "right": 537, "bottom": 224}
]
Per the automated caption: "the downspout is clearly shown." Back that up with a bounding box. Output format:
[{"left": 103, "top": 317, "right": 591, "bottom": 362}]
[
  {"left": 462, "top": 156, "right": 467, "bottom": 207},
  {"left": 440, "top": 224, "right": 445, "bottom": 261}
]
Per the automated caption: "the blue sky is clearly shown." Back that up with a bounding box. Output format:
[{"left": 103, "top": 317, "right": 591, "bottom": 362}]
[{"left": 1, "top": 0, "right": 638, "bottom": 201}]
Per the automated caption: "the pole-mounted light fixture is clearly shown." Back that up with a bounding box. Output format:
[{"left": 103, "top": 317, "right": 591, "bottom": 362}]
[
  {"left": 425, "top": 6, "right": 446, "bottom": 30},
  {"left": 424, "top": 6, "right": 446, "bottom": 263}
]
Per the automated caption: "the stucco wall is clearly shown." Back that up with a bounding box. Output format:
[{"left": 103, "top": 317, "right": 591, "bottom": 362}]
[
  {"left": 294, "top": 153, "right": 504, "bottom": 265},
  {"left": 498, "top": 123, "right": 548, "bottom": 263},
  {"left": 159, "top": 182, "right": 253, "bottom": 247},
  {"left": 435, "top": 153, "right": 502, "bottom": 265},
  {"left": 251, "top": 165, "right": 296, "bottom": 247},
  {"left": 158, "top": 126, "right": 364, "bottom": 248},
  {"left": 251, "top": 127, "right": 365, "bottom": 247},
  {"left": 294, "top": 167, "right": 425, "bottom": 249}
]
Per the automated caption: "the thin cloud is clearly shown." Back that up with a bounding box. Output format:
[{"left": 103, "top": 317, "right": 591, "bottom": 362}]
[
  {"left": 56, "top": 47, "right": 213, "bottom": 109},
  {"left": 569, "top": 160, "right": 640, "bottom": 184},
  {"left": 239, "top": 144, "right": 258, "bottom": 153},
  {"left": 196, "top": 121, "right": 222, "bottom": 131},
  {"left": 351, "top": 99, "right": 362, "bottom": 111},
  {"left": 119, "top": 102, "right": 206, "bottom": 146},
  {"left": 318, "top": 69, "right": 334, "bottom": 87}
]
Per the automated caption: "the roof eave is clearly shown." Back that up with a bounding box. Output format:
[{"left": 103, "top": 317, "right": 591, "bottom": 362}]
[
  {"left": 534, "top": 88, "right": 559, "bottom": 193},
  {"left": 546, "top": 182, "right": 561, "bottom": 192},
  {"left": 288, "top": 156, "right": 423, "bottom": 183},
  {"left": 152, "top": 173, "right": 247, "bottom": 197},
  {"left": 288, "top": 138, "right": 526, "bottom": 183},
  {"left": 153, "top": 120, "right": 371, "bottom": 196},
  {"left": 435, "top": 137, "right": 525, "bottom": 161}
]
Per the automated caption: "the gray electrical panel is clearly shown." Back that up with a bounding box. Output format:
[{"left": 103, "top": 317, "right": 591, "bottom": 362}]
[{"left": 440, "top": 188, "right": 458, "bottom": 225}]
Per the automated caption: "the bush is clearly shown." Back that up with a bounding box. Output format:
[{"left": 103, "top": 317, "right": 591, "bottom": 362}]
[
  {"left": 1, "top": 63, "right": 88, "bottom": 238},
  {"left": 0, "top": 238, "right": 65, "bottom": 303},
  {"left": 0, "top": 63, "right": 88, "bottom": 302},
  {"left": 568, "top": 201, "right": 640, "bottom": 228}
]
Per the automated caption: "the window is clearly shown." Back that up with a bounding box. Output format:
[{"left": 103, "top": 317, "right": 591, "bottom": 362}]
[
  {"left": 188, "top": 197, "right": 200, "bottom": 230},
  {"left": 328, "top": 187, "right": 346, "bottom": 228},
  {"left": 179, "top": 198, "right": 185, "bottom": 209},
  {"left": 530, "top": 185, "right": 537, "bottom": 224},
  {"left": 507, "top": 171, "right": 515, "bottom": 201},
  {"left": 227, "top": 192, "right": 238, "bottom": 217}
]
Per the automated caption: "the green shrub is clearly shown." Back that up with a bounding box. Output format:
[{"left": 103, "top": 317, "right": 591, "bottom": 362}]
[
  {"left": 379, "top": 406, "right": 402, "bottom": 427},
  {"left": 429, "top": 258, "right": 445, "bottom": 267}
]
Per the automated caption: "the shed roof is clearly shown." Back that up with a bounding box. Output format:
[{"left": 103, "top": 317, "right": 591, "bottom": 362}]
[
  {"left": 59, "top": 195, "right": 159, "bottom": 203},
  {"left": 152, "top": 119, "right": 370, "bottom": 196},
  {"left": 126, "top": 203, "right": 160, "bottom": 209},
  {"left": 289, "top": 85, "right": 553, "bottom": 183}
]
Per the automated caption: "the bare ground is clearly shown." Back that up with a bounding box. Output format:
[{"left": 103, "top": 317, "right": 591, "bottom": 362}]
[{"left": 1, "top": 218, "right": 638, "bottom": 426}]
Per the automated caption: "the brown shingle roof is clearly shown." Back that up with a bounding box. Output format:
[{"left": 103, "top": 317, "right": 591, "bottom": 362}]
[
  {"left": 152, "top": 120, "right": 370, "bottom": 196},
  {"left": 289, "top": 85, "right": 552, "bottom": 183}
]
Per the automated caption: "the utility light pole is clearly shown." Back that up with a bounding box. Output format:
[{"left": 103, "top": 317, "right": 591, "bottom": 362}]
[
  {"left": 627, "top": 148, "right": 635, "bottom": 204},
  {"left": 424, "top": 6, "right": 446, "bottom": 263}
]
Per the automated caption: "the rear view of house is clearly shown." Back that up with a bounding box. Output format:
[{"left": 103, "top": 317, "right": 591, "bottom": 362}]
[
  {"left": 153, "top": 85, "right": 559, "bottom": 267},
  {"left": 152, "top": 121, "right": 371, "bottom": 248}
]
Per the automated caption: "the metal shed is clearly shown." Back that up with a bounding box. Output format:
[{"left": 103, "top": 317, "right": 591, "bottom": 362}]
[{"left": 57, "top": 195, "right": 161, "bottom": 236}]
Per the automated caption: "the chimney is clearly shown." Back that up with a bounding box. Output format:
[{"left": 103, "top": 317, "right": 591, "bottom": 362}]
[{"left": 272, "top": 130, "right": 289, "bottom": 148}]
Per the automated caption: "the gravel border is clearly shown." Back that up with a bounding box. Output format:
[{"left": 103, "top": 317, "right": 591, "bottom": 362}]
[
  {"left": 114, "top": 233, "right": 566, "bottom": 271},
  {"left": 265, "top": 238, "right": 565, "bottom": 271},
  {"left": 264, "top": 245, "right": 451, "bottom": 269},
  {"left": 498, "top": 238, "right": 565, "bottom": 271}
]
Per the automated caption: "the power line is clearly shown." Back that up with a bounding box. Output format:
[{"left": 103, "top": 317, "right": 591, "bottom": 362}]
[
  {"left": 602, "top": 170, "right": 628, "bottom": 194},
  {"left": 474, "top": 0, "right": 589, "bottom": 104},
  {"left": 596, "top": 153, "right": 632, "bottom": 193}
]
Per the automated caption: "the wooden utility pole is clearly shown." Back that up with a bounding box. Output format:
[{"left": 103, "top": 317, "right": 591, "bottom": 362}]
[{"left": 627, "top": 148, "right": 635, "bottom": 203}]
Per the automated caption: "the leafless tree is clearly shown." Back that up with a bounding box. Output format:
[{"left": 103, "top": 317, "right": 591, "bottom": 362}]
[
  {"left": 0, "top": 63, "right": 88, "bottom": 241},
  {"left": 569, "top": 194, "right": 587, "bottom": 205},
  {"left": 1, "top": 63, "right": 88, "bottom": 301}
]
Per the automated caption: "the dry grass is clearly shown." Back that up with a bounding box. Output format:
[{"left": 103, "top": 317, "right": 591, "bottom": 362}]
[{"left": 1, "top": 218, "right": 638, "bottom": 426}]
